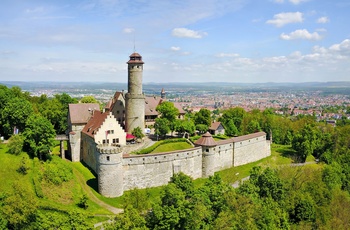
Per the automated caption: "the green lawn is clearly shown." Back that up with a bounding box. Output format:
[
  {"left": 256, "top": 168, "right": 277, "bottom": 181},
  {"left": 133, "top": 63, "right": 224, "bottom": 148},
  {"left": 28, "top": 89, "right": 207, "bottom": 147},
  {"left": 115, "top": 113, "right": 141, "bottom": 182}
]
[{"left": 151, "top": 141, "right": 192, "bottom": 153}]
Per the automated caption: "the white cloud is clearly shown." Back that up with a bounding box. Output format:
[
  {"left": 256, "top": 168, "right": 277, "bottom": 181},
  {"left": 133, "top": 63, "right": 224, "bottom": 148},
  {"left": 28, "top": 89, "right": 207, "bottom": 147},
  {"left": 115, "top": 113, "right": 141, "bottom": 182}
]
[
  {"left": 272, "top": 0, "right": 309, "bottom": 5},
  {"left": 171, "top": 28, "right": 207, "bottom": 39},
  {"left": 266, "top": 12, "right": 303, "bottom": 27},
  {"left": 280, "top": 29, "right": 323, "bottom": 41},
  {"left": 215, "top": 53, "right": 240, "bottom": 58},
  {"left": 317, "top": 17, "right": 329, "bottom": 23},
  {"left": 123, "top": 28, "right": 135, "bottom": 34},
  {"left": 171, "top": 46, "right": 181, "bottom": 51},
  {"left": 289, "top": 0, "right": 309, "bottom": 5}
]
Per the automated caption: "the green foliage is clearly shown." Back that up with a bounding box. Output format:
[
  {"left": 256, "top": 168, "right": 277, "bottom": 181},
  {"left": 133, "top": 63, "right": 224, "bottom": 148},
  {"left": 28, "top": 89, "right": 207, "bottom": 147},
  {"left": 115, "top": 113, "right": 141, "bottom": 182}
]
[
  {"left": 123, "top": 189, "right": 151, "bottom": 212},
  {"left": 1, "top": 183, "right": 37, "bottom": 229},
  {"left": 77, "top": 194, "right": 89, "bottom": 209},
  {"left": 224, "top": 119, "right": 238, "bottom": 136},
  {"left": 105, "top": 205, "right": 148, "bottom": 230},
  {"left": 1, "top": 97, "right": 34, "bottom": 137},
  {"left": 246, "top": 119, "right": 262, "bottom": 134},
  {"left": 42, "top": 156, "right": 73, "bottom": 185},
  {"left": 292, "top": 124, "right": 321, "bottom": 162},
  {"left": 194, "top": 108, "right": 211, "bottom": 127},
  {"left": 132, "top": 126, "right": 145, "bottom": 140},
  {"left": 322, "top": 163, "right": 344, "bottom": 190},
  {"left": 175, "top": 119, "right": 196, "bottom": 136},
  {"left": 22, "top": 115, "right": 56, "bottom": 160},
  {"left": 17, "top": 156, "right": 30, "bottom": 175},
  {"left": 219, "top": 107, "right": 246, "bottom": 134},
  {"left": 156, "top": 101, "right": 179, "bottom": 122},
  {"left": 170, "top": 173, "right": 195, "bottom": 198},
  {"left": 154, "top": 117, "right": 170, "bottom": 138},
  {"left": 80, "top": 95, "right": 98, "bottom": 103},
  {"left": 7, "top": 134, "right": 24, "bottom": 155},
  {"left": 195, "top": 124, "right": 208, "bottom": 134}
]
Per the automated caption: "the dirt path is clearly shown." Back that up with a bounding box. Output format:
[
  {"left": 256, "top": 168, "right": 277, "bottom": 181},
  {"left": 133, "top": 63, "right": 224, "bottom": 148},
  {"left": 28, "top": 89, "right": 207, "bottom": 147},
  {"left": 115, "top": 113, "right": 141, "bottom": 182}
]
[{"left": 73, "top": 168, "right": 123, "bottom": 215}]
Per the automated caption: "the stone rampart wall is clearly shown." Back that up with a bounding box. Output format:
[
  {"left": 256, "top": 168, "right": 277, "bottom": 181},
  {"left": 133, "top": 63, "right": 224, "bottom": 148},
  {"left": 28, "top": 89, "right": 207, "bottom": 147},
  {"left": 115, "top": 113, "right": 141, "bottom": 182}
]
[
  {"left": 122, "top": 147, "right": 202, "bottom": 191},
  {"left": 233, "top": 135, "right": 270, "bottom": 167}
]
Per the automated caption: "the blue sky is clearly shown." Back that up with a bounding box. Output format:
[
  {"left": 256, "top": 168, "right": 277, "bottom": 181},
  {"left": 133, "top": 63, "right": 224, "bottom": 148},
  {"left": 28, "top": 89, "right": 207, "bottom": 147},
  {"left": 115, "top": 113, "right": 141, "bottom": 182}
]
[{"left": 0, "top": 0, "right": 349, "bottom": 83}]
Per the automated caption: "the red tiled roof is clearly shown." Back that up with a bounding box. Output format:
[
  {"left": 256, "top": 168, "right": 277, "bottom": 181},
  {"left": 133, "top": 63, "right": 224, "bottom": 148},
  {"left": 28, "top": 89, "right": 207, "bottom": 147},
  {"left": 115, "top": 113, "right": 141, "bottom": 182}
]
[
  {"left": 82, "top": 111, "right": 108, "bottom": 138},
  {"left": 209, "top": 121, "right": 222, "bottom": 131},
  {"left": 194, "top": 132, "right": 217, "bottom": 147},
  {"left": 69, "top": 103, "right": 100, "bottom": 124},
  {"left": 145, "top": 96, "right": 162, "bottom": 116}
]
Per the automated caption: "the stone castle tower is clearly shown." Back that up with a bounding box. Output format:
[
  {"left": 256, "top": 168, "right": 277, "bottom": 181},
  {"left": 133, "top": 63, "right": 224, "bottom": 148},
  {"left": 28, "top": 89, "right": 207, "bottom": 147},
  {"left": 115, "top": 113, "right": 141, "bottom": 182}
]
[{"left": 125, "top": 53, "right": 145, "bottom": 134}]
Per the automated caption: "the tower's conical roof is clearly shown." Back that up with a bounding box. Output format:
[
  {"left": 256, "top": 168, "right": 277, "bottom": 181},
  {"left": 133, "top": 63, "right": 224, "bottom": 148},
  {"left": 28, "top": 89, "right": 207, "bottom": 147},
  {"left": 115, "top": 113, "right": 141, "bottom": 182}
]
[
  {"left": 194, "top": 132, "right": 217, "bottom": 147},
  {"left": 127, "top": 52, "right": 144, "bottom": 64}
]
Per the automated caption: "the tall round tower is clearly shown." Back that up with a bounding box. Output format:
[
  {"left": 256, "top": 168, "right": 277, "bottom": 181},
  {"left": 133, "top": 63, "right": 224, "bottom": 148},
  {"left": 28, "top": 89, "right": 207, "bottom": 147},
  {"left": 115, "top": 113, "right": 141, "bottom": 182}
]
[{"left": 125, "top": 53, "right": 145, "bottom": 134}]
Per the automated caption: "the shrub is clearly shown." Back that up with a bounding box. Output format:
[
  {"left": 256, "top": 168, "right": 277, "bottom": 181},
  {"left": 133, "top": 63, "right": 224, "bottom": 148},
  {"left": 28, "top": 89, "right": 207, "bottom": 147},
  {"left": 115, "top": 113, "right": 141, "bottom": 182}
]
[
  {"left": 77, "top": 194, "right": 89, "bottom": 209},
  {"left": 43, "top": 156, "right": 73, "bottom": 185},
  {"left": 17, "top": 156, "right": 30, "bottom": 175},
  {"left": 7, "top": 134, "right": 24, "bottom": 155}
]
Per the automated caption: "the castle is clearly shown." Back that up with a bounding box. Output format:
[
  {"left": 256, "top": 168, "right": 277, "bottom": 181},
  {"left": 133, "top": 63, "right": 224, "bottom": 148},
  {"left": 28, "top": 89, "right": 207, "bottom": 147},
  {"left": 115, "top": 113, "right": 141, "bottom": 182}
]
[{"left": 67, "top": 53, "right": 271, "bottom": 197}]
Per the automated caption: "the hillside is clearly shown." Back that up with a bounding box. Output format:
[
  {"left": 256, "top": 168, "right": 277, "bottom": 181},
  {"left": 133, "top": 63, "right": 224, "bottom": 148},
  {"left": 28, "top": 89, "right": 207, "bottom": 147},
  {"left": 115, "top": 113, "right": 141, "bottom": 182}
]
[{"left": 0, "top": 143, "right": 116, "bottom": 229}]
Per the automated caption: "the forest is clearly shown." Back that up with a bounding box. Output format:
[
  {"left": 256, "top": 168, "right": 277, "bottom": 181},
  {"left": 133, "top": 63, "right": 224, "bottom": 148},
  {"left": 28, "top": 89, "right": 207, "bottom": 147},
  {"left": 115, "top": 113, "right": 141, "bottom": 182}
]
[{"left": 0, "top": 83, "right": 350, "bottom": 229}]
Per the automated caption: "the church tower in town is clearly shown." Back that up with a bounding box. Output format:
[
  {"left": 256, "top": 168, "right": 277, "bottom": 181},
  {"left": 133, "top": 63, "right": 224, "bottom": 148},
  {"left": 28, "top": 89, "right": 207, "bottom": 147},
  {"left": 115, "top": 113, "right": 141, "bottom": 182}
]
[{"left": 125, "top": 52, "right": 145, "bottom": 134}]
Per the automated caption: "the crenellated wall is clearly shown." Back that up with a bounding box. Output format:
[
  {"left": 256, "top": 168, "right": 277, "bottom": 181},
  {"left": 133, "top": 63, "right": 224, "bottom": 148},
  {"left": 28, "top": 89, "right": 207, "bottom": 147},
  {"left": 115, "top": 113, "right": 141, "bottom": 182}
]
[
  {"left": 122, "top": 147, "right": 203, "bottom": 191},
  {"left": 82, "top": 132, "right": 271, "bottom": 197}
]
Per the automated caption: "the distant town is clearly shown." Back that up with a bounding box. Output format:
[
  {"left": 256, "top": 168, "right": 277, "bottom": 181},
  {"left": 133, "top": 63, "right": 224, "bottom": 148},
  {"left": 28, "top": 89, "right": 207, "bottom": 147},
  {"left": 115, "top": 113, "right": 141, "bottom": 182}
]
[{"left": 1, "top": 81, "right": 350, "bottom": 122}]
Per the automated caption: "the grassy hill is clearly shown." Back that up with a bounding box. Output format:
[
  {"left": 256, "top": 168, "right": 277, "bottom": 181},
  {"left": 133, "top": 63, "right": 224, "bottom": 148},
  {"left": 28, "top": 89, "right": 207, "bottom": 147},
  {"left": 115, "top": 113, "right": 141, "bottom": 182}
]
[{"left": 0, "top": 141, "right": 317, "bottom": 228}]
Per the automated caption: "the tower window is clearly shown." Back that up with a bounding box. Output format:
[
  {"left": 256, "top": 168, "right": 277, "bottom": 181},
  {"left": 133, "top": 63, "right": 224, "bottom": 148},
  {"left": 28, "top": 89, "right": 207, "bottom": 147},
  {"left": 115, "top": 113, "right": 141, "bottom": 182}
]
[{"left": 106, "top": 156, "right": 110, "bottom": 161}]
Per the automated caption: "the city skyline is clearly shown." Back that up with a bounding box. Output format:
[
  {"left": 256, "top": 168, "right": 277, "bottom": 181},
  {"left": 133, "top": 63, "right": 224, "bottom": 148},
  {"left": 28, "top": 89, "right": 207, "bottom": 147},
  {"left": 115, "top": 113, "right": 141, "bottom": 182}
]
[{"left": 0, "top": 0, "right": 349, "bottom": 83}]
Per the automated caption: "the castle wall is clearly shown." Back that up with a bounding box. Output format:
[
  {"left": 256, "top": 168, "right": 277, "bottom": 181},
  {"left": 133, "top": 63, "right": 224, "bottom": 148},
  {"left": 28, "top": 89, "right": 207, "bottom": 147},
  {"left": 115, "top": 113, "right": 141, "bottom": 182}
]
[
  {"left": 88, "top": 132, "right": 271, "bottom": 197},
  {"left": 233, "top": 135, "right": 270, "bottom": 167},
  {"left": 81, "top": 132, "right": 99, "bottom": 172},
  {"left": 213, "top": 142, "right": 234, "bottom": 171},
  {"left": 122, "top": 147, "right": 202, "bottom": 191},
  {"left": 69, "top": 124, "right": 85, "bottom": 162}
]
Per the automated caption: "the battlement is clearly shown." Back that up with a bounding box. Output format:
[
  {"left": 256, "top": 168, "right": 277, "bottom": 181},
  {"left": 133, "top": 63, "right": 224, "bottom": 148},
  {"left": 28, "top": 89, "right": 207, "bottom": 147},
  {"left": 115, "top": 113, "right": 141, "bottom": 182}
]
[{"left": 96, "top": 144, "right": 123, "bottom": 154}]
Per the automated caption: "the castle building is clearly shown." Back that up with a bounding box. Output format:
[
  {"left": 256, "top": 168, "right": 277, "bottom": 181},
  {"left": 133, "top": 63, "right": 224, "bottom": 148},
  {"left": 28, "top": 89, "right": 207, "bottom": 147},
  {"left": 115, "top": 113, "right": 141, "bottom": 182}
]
[{"left": 67, "top": 52, "right": 271, "bottom": 198}]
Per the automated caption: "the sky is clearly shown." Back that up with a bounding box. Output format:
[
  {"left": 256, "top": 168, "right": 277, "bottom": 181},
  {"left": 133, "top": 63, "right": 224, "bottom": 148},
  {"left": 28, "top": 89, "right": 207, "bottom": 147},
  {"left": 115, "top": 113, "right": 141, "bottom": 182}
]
[{"left": 0, "top": 0, "right": 349, "bottom": 83}]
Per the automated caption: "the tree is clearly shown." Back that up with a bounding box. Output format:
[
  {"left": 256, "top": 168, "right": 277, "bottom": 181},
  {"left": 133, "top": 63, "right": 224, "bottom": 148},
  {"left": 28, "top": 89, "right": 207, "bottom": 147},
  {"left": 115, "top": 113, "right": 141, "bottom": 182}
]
[
  {"left": 196, "top": 124, "right": 208, "bottom": 134},
  {"left": 7, "top": 134, "right": 24, "bottom": 155},
  {"left": 175, "top": 119, "right": 195, "bottom": 136},
  {"left": 246, "top": 119, "right": 261, "bottom": 134},
  {"left": 194, "top": 108, "right": 211, "bottom": 128},
  {"left": 224, "top": 120, "right": 238, "bottom": 136},
  {"left": 292, "top": 124, "right": 321, "bottom": 162},
  {"left": 154, "top": 118, "right": 170, "bottom": 138},
  {"left": 22, "top": 115, "right": 56, "bottom": 160},
  {"left": 80, "top": 95, "right": 98, "bottom": 103},
  {"left": 38, "top": 98, "right": 65, "bottom": 134},
  {"left": 1, "top": 97, "right": 34, "bottom": 137},
  {"left": 132, "top": 127, "right": 145, "bottom": 140},
  {"left": 105, "top": 205, "right": 148, "bottom": 230},
  {"left": 156, "top": 101, "right": 179, "bottom": 122},
  {"left": 219, "top": 107, "right": 246, "bottom": 134}
]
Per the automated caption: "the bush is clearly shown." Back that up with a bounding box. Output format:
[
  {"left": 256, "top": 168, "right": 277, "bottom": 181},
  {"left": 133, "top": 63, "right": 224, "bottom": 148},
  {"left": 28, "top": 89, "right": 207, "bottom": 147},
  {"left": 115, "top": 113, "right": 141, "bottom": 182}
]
[
  {"left": 77, "top": 194, "right": 89, "bottom": 209},
  {"left": 7, "top": 134, "right": 24, "bottom": 155},
  {"left": 17, "top": 156, "right": 30, "bottom": 175},
  {"left": 43, "top": 156, "right": 73, "bottom": 185}
]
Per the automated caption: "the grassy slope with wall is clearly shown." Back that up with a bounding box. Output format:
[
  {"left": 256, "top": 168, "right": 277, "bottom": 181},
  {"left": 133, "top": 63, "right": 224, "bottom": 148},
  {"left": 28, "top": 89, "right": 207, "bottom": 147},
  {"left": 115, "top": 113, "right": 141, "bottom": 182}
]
[{"left": 0, "top": 141, "right": 318, "bottom": 227}]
